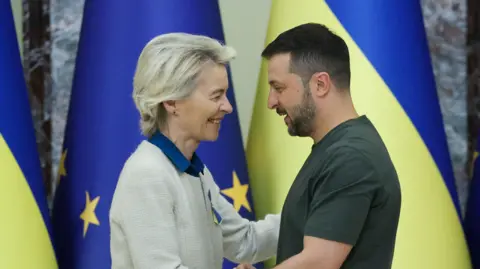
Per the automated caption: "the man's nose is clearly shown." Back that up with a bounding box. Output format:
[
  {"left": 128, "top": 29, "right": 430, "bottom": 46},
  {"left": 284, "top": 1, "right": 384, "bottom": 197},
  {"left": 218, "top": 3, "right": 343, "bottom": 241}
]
[{"left": 267, "top": 89, "right": 278, "bottom": 110}]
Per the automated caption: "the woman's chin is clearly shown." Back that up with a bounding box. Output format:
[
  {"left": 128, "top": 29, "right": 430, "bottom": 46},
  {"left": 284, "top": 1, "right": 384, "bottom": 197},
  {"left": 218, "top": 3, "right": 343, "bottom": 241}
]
[{"left": 201, "top": 131, "right": 220, "bottom": 142}]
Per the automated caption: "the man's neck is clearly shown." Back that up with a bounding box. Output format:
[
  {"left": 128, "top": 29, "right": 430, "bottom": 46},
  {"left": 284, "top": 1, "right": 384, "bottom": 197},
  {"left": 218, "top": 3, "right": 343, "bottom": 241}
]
[
  {"left": 160, "top": 125, "right": 199, "bottom": 160},
  {"left": 310, "top": 99, "right": 359, "bottom": 144}
]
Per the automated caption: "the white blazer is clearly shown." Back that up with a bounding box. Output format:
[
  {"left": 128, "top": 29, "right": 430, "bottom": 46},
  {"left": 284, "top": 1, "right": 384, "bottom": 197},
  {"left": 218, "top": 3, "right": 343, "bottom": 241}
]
[{"left": 109, "top": 140, "right": 280, "bottom": 269}]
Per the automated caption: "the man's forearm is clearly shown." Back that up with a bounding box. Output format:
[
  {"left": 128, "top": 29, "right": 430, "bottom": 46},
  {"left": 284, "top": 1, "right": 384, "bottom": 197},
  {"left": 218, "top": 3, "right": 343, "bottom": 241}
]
[
  {"left": 273, "top": 248, "right": 345, "bottom": 269},
  {"left": 273, "top": 236, "right": 350, "bottom": 269},
  {"left": 272, "top": 252, "right": 314, "bottom": 269}
]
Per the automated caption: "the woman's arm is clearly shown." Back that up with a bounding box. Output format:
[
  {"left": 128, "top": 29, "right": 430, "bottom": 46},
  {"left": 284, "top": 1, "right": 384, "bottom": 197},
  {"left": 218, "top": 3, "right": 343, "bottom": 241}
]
[{"left": 212, "top": 185, "right": 280, "bottom": 264}]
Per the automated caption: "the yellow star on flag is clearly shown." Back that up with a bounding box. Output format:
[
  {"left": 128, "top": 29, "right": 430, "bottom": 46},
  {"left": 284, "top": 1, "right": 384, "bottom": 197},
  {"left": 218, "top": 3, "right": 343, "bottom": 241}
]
[
  {"left": 57, "top": 149, "right": 67, "bottom": 182},
  {"left": 221, "top": 171, "right": 251, "bottom": 212},
  {"left": 474, "top": 151, "right": 479, "bottom": 164},
  {"left": 80, "top": 191, "right": 100, "bottom": 238}
]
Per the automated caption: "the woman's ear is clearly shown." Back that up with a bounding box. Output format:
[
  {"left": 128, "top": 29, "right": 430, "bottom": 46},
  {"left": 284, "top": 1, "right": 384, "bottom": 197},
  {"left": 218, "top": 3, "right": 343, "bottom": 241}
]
[{"left": 162, "top": 100, "right": 177, "bottom": 115}]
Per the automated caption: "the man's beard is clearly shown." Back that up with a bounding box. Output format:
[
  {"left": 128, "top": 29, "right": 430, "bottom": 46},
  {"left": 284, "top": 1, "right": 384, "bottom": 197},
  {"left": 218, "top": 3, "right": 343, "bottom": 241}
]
[{"left": 278, "top": 89, "right": 316, "bottom": 137}]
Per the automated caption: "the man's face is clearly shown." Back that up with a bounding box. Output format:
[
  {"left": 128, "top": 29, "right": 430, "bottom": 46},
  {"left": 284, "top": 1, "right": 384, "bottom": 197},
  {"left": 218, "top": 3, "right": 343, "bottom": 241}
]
[{"left": 266, "top": 53, "right": 316, "bottom": 137}]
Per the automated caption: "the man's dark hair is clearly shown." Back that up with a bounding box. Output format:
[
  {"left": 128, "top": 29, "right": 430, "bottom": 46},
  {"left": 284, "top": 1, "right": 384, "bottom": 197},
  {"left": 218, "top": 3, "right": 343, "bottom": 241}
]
[{"left": 261, "top": 23, "right": 350, "bottom": 90}]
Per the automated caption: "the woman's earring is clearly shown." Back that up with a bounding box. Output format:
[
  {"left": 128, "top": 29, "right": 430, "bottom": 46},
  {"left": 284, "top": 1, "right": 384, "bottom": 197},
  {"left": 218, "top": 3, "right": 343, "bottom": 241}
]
[{"left": 173, "top": 110, "right": 177, "bottom": 116}]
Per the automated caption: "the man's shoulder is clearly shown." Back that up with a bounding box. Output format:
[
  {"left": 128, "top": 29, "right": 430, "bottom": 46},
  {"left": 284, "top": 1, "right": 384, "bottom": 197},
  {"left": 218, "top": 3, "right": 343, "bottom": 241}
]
[
  {"left": 320, "top": 132, "right": 400, "bottom": 202},
  {"left": 305, "top": 139, "right": 376, "bottom": 183},
  {"left": 320, "top": 142, "right": 371, "bottom": 168},
  {"left": 311, "top": 141, "right": 395, "bottom": 195},
  {"left": 324, "top": 123, "right": 391, "bottom": 166}
]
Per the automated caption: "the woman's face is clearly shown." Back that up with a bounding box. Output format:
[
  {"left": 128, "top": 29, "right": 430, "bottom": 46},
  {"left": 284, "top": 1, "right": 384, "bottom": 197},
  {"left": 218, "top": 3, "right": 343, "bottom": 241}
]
[{"left": 175, "top": 63, "right": 233, "bottom": 142}]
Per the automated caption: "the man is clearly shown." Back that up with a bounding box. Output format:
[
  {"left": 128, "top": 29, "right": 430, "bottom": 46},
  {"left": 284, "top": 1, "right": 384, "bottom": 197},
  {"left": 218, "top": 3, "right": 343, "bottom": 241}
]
[{"left": 261, "top": 23, "right": 402, "bottom": 269}]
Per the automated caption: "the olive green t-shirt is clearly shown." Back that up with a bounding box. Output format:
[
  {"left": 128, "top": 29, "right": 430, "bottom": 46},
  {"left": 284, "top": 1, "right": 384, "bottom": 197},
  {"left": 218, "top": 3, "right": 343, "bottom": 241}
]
[{"left": 276, "top": 115, "right": 401, "bottom": 269}]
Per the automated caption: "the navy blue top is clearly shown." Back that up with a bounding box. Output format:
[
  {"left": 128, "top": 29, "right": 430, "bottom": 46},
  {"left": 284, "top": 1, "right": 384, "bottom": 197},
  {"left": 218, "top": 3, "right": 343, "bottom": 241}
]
[{"left": 148, "top": 131, "right": 205, "bottom": 177}]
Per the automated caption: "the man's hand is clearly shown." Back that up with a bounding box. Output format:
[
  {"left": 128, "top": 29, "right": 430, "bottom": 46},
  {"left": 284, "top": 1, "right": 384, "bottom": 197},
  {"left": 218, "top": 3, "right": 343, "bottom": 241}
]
[{"left": 235, "top": 264, "right": 256, "bottom": 269}]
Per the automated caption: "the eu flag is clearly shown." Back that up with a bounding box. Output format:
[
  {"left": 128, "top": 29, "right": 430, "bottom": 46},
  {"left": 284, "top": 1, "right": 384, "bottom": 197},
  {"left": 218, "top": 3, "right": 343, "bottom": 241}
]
[
  {"left": 465, "top": 133, "right": 480, "bottom": 268},
  {"left": 0, "top": 1, "right": 57, "bottom": 268},
  {"left": 51, "top": 0, "right": 261, "bottom": 268}
]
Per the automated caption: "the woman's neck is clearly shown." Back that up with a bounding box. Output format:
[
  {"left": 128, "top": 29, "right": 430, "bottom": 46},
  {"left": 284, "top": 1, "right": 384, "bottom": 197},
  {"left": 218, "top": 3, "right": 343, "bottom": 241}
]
[{"left": 160, "top": 126, "right": 199, "bottom": 160}]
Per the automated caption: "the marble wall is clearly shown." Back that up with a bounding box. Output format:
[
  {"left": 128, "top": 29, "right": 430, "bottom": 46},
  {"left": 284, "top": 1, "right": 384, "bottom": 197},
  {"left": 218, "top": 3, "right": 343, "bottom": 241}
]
[
  {"left": 422, "top": 0, "right": 469, "bottom": 213},
  {"left": 39, "top": 0, "right": 472, "bottom": 213},
  {"left": 49, "top": 0, "right": 84, "bottom": 200}
]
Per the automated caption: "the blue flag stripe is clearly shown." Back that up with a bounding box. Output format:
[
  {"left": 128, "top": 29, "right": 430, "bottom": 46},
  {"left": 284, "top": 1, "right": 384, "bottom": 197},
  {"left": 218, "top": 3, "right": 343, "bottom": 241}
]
[{"left": 325, "top": 0, "right": 461, "bottom": 215}]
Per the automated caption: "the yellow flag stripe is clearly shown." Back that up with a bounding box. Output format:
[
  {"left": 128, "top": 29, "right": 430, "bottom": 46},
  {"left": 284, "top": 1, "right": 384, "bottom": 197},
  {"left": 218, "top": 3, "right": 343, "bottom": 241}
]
[
  {"left": 247, "top": 1, "right": 471, "bottom": 268},
  {"left": 0, "top": 134, "right": 58, "bottom": 268}
]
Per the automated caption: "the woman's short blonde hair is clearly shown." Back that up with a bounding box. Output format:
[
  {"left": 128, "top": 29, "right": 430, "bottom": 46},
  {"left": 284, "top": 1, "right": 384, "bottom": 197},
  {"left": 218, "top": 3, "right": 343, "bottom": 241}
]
[{"left": 132, "top": 33, "right": 236, "bottom": 137}]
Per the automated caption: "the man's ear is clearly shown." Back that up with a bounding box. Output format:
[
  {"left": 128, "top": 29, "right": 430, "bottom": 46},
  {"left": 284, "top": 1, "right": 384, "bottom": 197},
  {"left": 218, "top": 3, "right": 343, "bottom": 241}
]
[
  {"left": 309, "top": 72, "right": 331, "bottom": 97},
  {"left": 162, "top": 100, "right": 177, "bottom": 115}
]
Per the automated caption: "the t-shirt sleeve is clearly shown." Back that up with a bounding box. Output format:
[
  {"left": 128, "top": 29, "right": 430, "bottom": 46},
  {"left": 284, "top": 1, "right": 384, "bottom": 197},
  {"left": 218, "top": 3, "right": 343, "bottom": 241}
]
[{"left": 304, "top": 146, "right": 379, "bottom": 246}]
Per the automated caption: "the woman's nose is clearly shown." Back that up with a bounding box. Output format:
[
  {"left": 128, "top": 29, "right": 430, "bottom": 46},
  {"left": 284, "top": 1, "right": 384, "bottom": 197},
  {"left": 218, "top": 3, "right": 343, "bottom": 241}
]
[{"left": 222, "top": 97, "right": 233, "bottom": 114}]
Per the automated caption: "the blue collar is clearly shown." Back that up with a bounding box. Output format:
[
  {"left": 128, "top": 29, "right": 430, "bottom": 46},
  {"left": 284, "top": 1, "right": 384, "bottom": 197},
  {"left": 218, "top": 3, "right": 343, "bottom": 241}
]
[{"left": 148, "top": 131, "right": 205, "bottom": 177}]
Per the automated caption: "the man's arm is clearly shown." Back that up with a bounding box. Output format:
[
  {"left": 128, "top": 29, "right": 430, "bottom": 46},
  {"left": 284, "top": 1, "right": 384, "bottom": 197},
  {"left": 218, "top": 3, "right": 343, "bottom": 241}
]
[
  {"left": 272, "top": 236, "right": 352, "bottom": 269},
  {"left": 273, "top": 147, "right": 378, "bottom": 269}
]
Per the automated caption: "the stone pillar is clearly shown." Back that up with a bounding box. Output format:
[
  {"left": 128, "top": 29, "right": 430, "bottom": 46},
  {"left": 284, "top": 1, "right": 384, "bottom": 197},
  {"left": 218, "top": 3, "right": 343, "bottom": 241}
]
[
  {"left": 22, "top": 0, "right": 52, "bottom": 199},
  {"left": 422, "top": 0, "right": 468, "bottom": 214},
  {"left": 50, "top": 0, "right": 84, "bottom": 195}
]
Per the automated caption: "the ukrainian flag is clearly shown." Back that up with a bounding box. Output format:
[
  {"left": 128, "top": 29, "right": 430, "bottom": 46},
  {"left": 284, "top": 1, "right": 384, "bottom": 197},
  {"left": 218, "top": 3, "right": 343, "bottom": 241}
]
[
  {"left": 247, "top": 1, "right": 471, "bottom": 268},
  {"left": 51, "top": 0, "right": 260, "bottom": 268},
  {"left": 0, "top": 1, "right": 58, "bottom": 268}
]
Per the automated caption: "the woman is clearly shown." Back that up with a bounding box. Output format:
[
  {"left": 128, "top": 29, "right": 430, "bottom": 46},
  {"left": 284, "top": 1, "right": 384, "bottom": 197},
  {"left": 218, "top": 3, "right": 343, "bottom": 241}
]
[{"left": 109, "top": 33, "right": 279, "bottom": 269}]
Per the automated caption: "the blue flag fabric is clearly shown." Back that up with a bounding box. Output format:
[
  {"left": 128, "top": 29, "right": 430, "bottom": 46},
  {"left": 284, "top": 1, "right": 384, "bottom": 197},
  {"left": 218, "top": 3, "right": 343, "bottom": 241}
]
[
  {"left": 51, "top": 1, "right": 260, "bottom": 268},
  {"left": 0, "top": 2, "right": 57, "bottom": 267},
  {"left": 465, "top": 134, "right": 480, "bottom": 268}
]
